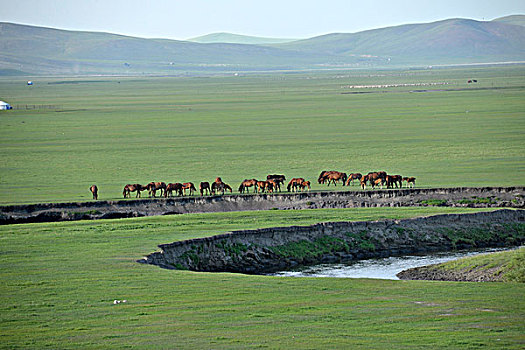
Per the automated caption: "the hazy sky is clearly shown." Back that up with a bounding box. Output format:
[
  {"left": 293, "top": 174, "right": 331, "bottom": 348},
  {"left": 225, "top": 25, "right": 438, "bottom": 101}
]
[{"left": 1, "top": 0, "right": 524, "bottom": 40}]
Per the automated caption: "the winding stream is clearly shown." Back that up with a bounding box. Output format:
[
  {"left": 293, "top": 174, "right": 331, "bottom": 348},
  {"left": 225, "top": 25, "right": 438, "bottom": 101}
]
[{"left": 270, "top": 247, "right": 513, "bottom": 280}]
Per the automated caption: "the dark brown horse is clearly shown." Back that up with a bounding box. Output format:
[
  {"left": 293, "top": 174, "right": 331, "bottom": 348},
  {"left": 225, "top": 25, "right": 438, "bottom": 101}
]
[
  {"left": 123, "top": 184, "right": 146, "bottom": 198},
  {"left": 345, "top": 173, "right": 363, "bottom": 186},
  {"left": 318, "top": 171, "right": 330, "bottom": 184},
  {"left": 267, "top": 179, "right": 280, "bottom": 192},
  {"left": 239, "top": 179, "right": 258, "bottom": 194},
  {"left": 90, "top": 185, "right": 98, "bottom": 200},
  {"left": 181, "top": 182, "right": 196, "bottom": 196},
  {"left": 165, "top": 183, "right": 183, "bottom": 197},
  {"left": 211, "top": 181, "right": 232, "bottom": 195},
  {"left": 266, "top": 175, "right": 286, "bottom": 191},
  {"left": 287, "top": 178, "right": 306, "bottom": 192},
  {"left": 146, "top": 182, "right": 167, "bottom": 197},
  {"left": 386, "top": 175, "right": 403, "bottom": 189},
  {"left": 199, "top": 182, "right": 211, "bottom": 196}
]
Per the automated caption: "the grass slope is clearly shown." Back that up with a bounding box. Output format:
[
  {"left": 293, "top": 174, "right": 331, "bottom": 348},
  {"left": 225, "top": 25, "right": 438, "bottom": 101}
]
[
  {"left": 1, "top": 207, "right": 524, "bottom": 348},
  {"left": 0, "top": 66, "right": 524, "bottom": 204},
  {"left": 419, "top": 247, "right": 525, "bottom": 282},
  {"left": 278, "top": 18, "right": 525, "bottom": 64}
]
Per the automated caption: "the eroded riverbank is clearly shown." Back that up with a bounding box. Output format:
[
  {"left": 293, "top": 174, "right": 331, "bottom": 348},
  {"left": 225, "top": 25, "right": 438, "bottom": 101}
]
[{"left": 1, "top": 187, "right": 523, "bottom": 225}]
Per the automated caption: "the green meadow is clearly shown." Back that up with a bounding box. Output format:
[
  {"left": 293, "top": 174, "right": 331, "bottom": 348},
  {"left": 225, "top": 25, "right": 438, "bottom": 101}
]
[
  {"left": 1, "top": 207, "right": 524, "bottom": 349},
  {"left": 0, "top": 66, "right": 524, "bottom": 204},
  {"left": 0, "top": 66, "right": 524, "bottom": 348}
]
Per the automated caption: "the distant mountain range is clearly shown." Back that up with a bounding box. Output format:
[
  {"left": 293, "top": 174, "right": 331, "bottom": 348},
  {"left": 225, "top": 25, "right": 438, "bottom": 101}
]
[
  {"left": 1, "top": 15, "right": 524, "bottom": 75},
  {"left": 188, "top": 32, "right": 297, "bottom": 45}
]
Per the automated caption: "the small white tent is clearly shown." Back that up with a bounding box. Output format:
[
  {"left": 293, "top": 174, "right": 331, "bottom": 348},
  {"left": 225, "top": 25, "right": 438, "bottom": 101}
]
[{"left": 0, "top": 101, "right": 12, "bottom": 110}]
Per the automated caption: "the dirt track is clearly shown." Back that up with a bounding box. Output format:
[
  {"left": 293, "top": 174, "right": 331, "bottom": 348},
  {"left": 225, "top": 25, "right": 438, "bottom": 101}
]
[{"left": 0, "top": 186, "right": 523, "bottom": 225}]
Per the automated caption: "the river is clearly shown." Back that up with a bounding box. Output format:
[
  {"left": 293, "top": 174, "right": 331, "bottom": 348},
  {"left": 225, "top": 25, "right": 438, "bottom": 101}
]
[{"left": 269, "top": 247, "right": 512, "bottom": 280}]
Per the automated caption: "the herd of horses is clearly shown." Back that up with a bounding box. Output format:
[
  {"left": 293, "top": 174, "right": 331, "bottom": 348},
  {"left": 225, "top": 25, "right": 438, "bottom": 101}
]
[
  {"left": 317, "top": 170, "right": 416, "bottom": 190},
  {"left": 109, "top": 171, "right": 416, "bottom": 199}
]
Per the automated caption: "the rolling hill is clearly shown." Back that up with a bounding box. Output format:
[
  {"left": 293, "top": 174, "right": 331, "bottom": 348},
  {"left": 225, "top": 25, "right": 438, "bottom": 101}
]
[
  {"left": 492, "top": 14, "right": 525, "bottom": 27},
  {"left": 188, "top": 32, "right": 298, "bottom": 45},
  {"left": 276, "top": 18, "right": 525, "bottom": 64},
  {"left": 0, "top": 16, "right": 524, "bottom": 75}
]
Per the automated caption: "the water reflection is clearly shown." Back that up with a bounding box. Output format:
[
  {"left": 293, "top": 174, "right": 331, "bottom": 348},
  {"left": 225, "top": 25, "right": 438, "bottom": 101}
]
[{"left": 270, "top": 247, "right": 513, "bottom": 280}]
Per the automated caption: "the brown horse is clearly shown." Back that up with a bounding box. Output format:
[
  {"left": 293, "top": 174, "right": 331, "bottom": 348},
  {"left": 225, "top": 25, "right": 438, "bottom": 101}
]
[
  {"left": 267, "top": 179, "right": 281, "bottom": 192},
  {"left": 318, "top": 171, "right": 330, "bottom": 184},
  {"left": 360, "top": 176, "right": 368, "bottom": 190},
  {"left": 211, "top": 181, "right": 232, "bottom": 195},
  {"left": 372, "top": 178, "right": 385, "bottom": 189},
  {"left": 366, "top": 171, "right": 387, "bottom": 187},
  {"left": 181, "top": 182, "right": 196, "bottom": 196},
  {"left": 266, "top": 175, "right": 285, "bottom": 191},
  {"left": 199, "top": 182, "right": 211, "bottom": 196},
  {"left": 386, "top": 175, "right": 403, "bottom": 189},
  {"left": 321, "top": 171, "right": 347, "bottom": 186},
  {"left": 165, "top": 183, "right": 183, "bottom": 197},
  {"left": 90, "top": 185, "right": 98, "bottom": 200},
  {"left": 123, "top": 184, "right": 146, "bottom": 198},
  {"left": 345, "top": 173, "right": 363, "bottom": 186},
  {"left": 146, "top": 182, "right": 167, "bottom": 197},
  {"left": 300, "top": 180, "right": 311, "bottom": 191},
  {"left": 256, "top": 180, "right": 270, "bottom": 193},
  {"left": 239, "top": 179, "right": 258, "bottom": 193},
  {"left": 287, "top": 178, "right": 306, "bottom": 192},
  {"left": 403, "top": 177, "right": 416, "bottom": 188}
]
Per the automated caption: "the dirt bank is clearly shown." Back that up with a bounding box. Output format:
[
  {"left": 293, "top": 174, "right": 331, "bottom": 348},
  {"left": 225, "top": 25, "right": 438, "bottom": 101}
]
[
  {"left": 1, "top": 187, "right": 523, "bottom": 225},
  {"left": 396, "top": 265, "right": 505, "bottom": 282},
  {"left": 139, "top": 209, "right": 525, "bottom": 274}
]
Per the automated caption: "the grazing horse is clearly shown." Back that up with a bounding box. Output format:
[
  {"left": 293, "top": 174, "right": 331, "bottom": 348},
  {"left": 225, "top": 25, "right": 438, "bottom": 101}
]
[
  {"left": 403, "top": 177, "right": 416, "bottom": 188},
  {"left": 300, "top": 180, "right": 311, "bottom": 191},
  {"left": 366, "top": 171, "right": 387, "bottom": 187},
  {"left": 181, "top": 182, "right": 196, "bottom": 196},
  {"left": 90, "top": 185, "right": 98, "bottom": 200},
  {"left": 360, "top": 176, "right": 368, "bottom": 190},
  {"left": 318, "top": 171, "right": 330, "bottom": 184},
  {"left": 165, "top": 183, "right": 183, "bottom": 197},
  {"left": 199, "top": 182, "right": 211, "bottom": 196},
  {"left": 211, "top": 181, "right": 232, "bottom": 195},
  {"left": 146, "top": 182, "right": 167, "bottom": 197},
  {"left": 266, "top": 175, "right": 286, "bottom": 191},
  {"left": 372, "top": 178, "right": 385, "bottom": 189},
  {"left": 322, "top": 171, "right": 347, "bottom": 186},
  {"left": 256, "top": 180, "right": 270, "bottom": 193},
  {"left": 239, "top": 179, "right": 258, "bottom": 194},
  {"left": 287, "top": 178, "right": 306, "bottom": 192},
  {"left": 123, "top": 184, "right": 146, "bottom": 198},
  {"left": 267, "top": 179, "right": 280, "bottom": 192},
  {"left": 387, "top": 175, "right": 403, "bottom": 189},
  {"left": 345, "top": 173, "right": 363, "bottom": 186}
]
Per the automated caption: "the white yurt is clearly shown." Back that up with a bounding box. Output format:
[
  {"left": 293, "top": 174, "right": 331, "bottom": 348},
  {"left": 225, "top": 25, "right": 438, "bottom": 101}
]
[{"left": 0, "top": 101, "right": 12, "bottom": 110}]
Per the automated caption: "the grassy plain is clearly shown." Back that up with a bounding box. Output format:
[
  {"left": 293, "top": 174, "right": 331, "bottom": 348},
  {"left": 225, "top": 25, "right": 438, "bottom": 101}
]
[
  {"left": 1, "top": 207, "right": 524, "bottom": 349},
  {"left": 0, "top": 66, "right": 524, "bottom": 204}
]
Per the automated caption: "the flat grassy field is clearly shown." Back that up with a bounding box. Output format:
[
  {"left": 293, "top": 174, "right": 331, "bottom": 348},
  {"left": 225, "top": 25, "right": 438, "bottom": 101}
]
[
  {"left": 0, "top": 66, "right": 524, "bottom": 204},
  {"left": 1, "top": 207, "right": 524, "bottom": 349}
]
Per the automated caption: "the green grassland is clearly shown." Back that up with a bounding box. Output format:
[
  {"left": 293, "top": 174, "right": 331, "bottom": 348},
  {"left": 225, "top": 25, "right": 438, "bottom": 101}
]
[
  {"left": 431, "top": 247, "right": 525, "bottom": 282},
  {"left": 1, "top": 207, "right": 524, "bottom": 349},
  {"left": 0, "top": 66, "right": 524, "bottom": 204}
]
